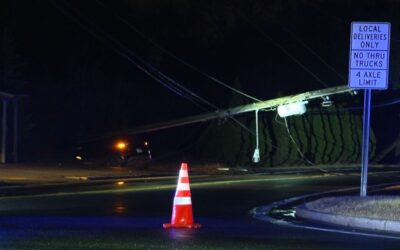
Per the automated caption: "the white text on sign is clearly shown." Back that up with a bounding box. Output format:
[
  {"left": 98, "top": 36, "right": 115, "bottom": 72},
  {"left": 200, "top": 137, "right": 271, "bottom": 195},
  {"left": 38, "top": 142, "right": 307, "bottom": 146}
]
[{"left": 348, "top": 22, "right": 390, "bottom": 90}]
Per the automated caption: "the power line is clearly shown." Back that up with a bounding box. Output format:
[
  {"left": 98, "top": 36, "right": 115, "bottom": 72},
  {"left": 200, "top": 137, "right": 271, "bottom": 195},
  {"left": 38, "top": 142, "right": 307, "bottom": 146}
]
[
  {"left": 93, "top": 0, "right": 262, "bottom": 103},
  {"left": 309, "top": 97, "right": 400, "bottom": 114},
  {"left": 50, "top": 1, "right": 271, "bottom": 149},
  {"left": 237, "top": 12, "right": 329, "bottom": 88},
  {"left": 267, "top": 18, "right": 347, "bottom": 83},
  {"left": 284, "top": 117, "right": 314, "bottom": 165},
  {"left": 50, "top": 0, "right": 214, "bottom": 112}
]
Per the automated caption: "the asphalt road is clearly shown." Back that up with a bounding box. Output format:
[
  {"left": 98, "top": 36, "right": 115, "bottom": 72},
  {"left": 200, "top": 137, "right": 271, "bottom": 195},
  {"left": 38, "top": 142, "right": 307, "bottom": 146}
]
[{"left": 0, "top": 171, "right": 399, "bottom": 249}]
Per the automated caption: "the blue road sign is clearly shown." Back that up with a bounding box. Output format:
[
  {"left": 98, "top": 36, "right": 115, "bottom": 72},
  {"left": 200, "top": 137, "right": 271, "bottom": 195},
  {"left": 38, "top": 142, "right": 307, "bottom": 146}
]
[
  {"left": 349, "top": 22, "right": 391, "bottom": 196},
  {"left": 349, "top": 22, "right": 390, "bottom": 90}
]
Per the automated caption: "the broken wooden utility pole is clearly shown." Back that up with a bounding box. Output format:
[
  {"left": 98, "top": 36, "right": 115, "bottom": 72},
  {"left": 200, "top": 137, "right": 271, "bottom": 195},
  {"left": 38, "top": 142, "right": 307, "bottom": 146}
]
[
  {"left": 122, "top": 85, "right": 355, "bottom": 135},
  {"left": 82, "top": 85, "right": 355, "bottom": 163}
]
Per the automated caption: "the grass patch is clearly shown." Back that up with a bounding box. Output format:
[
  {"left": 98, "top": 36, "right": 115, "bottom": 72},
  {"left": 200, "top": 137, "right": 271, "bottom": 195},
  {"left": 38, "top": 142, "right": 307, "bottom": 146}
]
[{"left": 304, "top": 195, "right": 400, "bottom": 221}]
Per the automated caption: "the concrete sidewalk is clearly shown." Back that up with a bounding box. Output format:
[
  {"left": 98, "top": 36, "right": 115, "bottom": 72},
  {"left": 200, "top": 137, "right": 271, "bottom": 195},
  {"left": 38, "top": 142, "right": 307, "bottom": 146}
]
[
  {"left": 296, "top": 204, "right": 400, "bottom": 234},
  {"left": 253, "top": 182, "right": 400, "bottom": 235}
]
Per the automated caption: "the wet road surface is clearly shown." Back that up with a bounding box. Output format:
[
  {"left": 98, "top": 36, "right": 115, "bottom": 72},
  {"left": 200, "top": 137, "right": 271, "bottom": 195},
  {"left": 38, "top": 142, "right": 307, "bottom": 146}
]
[{"left": 0, "top": 172, "right": 399, "bottom": 249}]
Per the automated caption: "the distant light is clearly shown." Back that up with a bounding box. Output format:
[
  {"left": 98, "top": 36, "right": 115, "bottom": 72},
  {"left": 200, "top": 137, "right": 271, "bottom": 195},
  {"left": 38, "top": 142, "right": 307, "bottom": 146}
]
[
  {"left": 117, "top": 181, "right": 125, "bottom": 186},
  {"left": 115, "top": 141, "right": 128, "bottom": 151},
  {"left": 144, "top": 141, "right": 149, "bottom": 146},
  {"left": 277, "top": 102, "right": 307, "bottom": 118},
  {"left": 76, "top": 155, "right": 82, "bottom": 160}
]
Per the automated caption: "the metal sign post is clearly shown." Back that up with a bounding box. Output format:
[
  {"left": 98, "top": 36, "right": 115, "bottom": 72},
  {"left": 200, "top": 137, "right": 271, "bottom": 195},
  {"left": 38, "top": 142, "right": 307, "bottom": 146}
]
[
  {"left": 360, "top": 89, "right": 371, "bottom": 196},
  {"left": 348, "top": 22, "right": 390, "bottom": 197}
]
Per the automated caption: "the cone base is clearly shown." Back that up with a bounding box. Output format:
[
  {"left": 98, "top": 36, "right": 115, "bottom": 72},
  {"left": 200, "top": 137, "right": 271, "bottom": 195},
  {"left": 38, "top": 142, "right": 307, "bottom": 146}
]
[{"left": 163, "top": 223, "right": 201, "bottom": 229}]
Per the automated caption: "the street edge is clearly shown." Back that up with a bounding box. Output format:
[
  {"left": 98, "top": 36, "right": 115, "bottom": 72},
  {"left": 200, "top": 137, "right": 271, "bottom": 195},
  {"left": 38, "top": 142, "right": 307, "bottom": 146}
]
[
  {"left": 296, "top": 205, "right": 400, "bottom": 233},
  {"left": 251, "top": 181, "right": 400, "bottom": 236}
]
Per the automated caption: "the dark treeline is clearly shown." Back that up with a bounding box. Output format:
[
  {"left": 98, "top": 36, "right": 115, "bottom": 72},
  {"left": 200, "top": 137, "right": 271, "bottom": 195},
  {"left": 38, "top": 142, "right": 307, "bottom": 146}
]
[{"left": 0, "top": 0, "right": 400, "bottom": 164}]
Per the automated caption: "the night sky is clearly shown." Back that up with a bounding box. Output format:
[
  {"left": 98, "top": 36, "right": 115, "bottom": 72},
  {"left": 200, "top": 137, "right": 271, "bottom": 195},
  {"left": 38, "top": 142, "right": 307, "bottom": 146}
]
[{"left": 1, "top": 0, "right": 400, "bottom": 161}]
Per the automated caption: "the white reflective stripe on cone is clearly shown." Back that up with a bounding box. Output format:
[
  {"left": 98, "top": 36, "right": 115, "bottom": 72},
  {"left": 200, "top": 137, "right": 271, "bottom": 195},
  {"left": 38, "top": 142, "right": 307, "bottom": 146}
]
[
  {"left": 177, "top": 183, "right": 190, "bottom": 191},
  {"left": 179, "top": 170, "right": 189, "bottom": 177},
  {"left": 173, "top": 197, "right": 192, "bottom": 205}
]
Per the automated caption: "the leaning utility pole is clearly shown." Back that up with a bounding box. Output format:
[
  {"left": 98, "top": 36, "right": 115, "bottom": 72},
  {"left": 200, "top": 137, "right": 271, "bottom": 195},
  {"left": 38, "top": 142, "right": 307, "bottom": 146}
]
[
  {"left": 82, "top": 85, "right": 355, "bottom": 162},
  {"left": 122, "top": 85, "right": 354, "bottom": 135}
]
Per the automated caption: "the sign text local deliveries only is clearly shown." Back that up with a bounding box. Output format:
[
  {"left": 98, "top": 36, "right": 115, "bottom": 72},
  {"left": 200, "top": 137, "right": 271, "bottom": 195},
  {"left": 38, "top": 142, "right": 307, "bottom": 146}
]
[{"left": 349, "top": 22, "right": 390, "bottom": 89}]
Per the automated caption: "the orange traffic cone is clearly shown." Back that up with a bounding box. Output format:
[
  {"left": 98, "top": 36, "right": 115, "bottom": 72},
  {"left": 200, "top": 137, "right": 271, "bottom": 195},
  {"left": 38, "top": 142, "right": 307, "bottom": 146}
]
[{"left": 163, "top": 163, "right": 201, "bottom": 229}]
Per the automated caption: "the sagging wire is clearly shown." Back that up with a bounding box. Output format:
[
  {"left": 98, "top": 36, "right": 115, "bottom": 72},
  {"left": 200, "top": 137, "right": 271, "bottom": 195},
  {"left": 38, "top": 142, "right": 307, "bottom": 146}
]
[
  {"left": 373, "top": 98, "right": 400, "bottom": 108},
  {"left": 283, "top": 117, "right": 314, "bottom": 165},
  {"left": 94, "top": 0, "right": 262, "bottom": 103},
  {"left": 50, "top": 0, "right": 214, "bottom": 112},
  {"left": 274, "top": 112, "right": 286, "bottom": 126},
  {"left": 309, "top": 97, "right": 400, "bottom": 115},
  {"left": 158, "top": 72, "right": 216, "bottom": 109},
  {"left": 275, "top": 109, "right": 355, "bottom": 155},
  {"left": 237, "top": 11, "right": 329, "bottom": 88},
  {"left": 266, "top": 18, "right": 347, "bottom": 83},
  {"left": 51, "top": 0, "right": 278, "bottom": 151},
  {"left": 53, "top": 0, "right": 253, "bottom": 114}
]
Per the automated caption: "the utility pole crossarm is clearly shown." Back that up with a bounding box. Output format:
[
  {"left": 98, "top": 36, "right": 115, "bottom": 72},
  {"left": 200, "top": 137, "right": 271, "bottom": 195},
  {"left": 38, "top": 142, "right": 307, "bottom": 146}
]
[
  {"left": 228, "top": 85, "right": 353, "bottom": 116},
  {"left": 121, "top": 85, "right": 353, "bottom": 136}
]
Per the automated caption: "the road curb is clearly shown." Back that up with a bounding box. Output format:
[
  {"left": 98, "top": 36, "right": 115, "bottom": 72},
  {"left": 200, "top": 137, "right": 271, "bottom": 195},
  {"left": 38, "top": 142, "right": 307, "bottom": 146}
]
[
  {"left": 296, "top": 205, "right": 400, "bottom": 233},
  {"left": 252, "top": 182, "right": 400, "bottom": 236}
]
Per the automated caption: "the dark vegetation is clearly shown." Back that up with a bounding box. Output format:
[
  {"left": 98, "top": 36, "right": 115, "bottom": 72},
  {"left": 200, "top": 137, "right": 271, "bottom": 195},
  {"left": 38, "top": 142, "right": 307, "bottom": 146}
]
[{"left": 1, "top": 1, "right": 400, "bottom": 166}]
